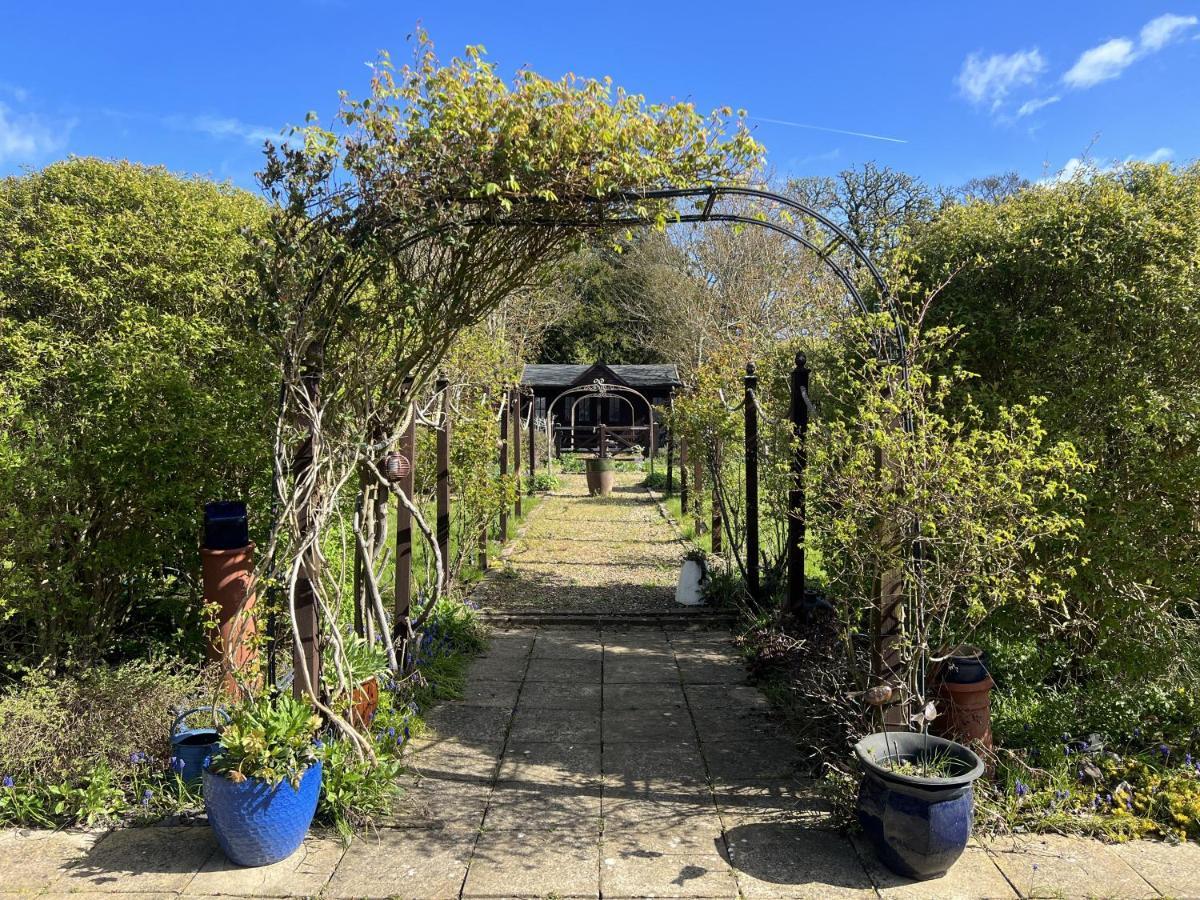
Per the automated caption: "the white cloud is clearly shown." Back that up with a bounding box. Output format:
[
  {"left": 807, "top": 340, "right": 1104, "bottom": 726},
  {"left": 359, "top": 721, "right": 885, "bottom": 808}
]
[
  {"left": 1136, "top": 146, "right": 1174, "bottom": 164},
  {"left": 0, "top": 103, "right": 72, "bottom": 164},
  {"left": 1040, "top": 147, "right": 1174, "bottom": 184},
  {"left": 1064, "top": 13, "right": 1199, "bottom": 90},
  {"left": 171, "top": 114, "right": 286, "bottom": 147},
  {"left": 1016, "top": 95, "right": 1061, "bottom": 117},
  {"left": 1140, "top": 13, "right": 1198, "bottom": 51},
  {"left": 1063, "top": 38, "right": 1137, "bottom": 88},
  {"left": 957, "top": 49, "right": 1046, "bottom": 108}
]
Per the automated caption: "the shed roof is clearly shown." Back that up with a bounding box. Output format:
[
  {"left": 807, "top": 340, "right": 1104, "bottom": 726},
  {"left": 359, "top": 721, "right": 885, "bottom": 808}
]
[{"left": 521, "top": 363, "right": 681, "bottom": 390}]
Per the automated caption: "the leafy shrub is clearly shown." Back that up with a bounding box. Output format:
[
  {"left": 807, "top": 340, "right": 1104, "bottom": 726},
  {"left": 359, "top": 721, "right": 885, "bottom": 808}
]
[
  {"left": 209, "top": 693, "right": 322, "bottom": 788},
  {"left": 0, "top": 659, "right": 207, "bottom": 826},
  {"left": 529, "top": 472, "right": 560, "bottom": 492},
  {"left": 642, "top": 470, "right": 669, "bottom": 491},
  {"left": 0, "top": 159, "right": 275, "bottom": 672},
  {"left": 906, "top": 162, "right": 1200, "bottom": 684}
]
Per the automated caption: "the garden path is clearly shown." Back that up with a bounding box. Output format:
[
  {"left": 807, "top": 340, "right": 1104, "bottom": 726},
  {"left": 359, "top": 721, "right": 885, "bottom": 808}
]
[{"left": 5, "top": 476, "right": 1200, "bottom": 897}]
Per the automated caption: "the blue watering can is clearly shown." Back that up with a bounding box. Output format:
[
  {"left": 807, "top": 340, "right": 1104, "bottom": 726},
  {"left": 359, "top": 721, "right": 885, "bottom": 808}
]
[{"left": 170, "top": 706, "right": 229, "bottom": 784}]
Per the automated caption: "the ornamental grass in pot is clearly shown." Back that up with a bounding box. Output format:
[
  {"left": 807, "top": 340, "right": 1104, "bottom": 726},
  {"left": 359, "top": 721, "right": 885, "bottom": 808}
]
[
  {"left": 323, "top": 633, "right": 391, "bottom": 730},
  {"left": 203, "top": 693, "right": 323, "bottom": 867}
]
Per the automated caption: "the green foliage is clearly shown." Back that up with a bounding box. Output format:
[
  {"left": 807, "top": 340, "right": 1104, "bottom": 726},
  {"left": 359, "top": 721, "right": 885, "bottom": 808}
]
[
  {"left": 323, "top": 633, "right": 391, "bottom": 698},
  {"left": 904, "top": 162, "right": 1200, "bottom": 682},
  {"left": 642, "top": 470, "right": 669, "bottom": 491},
  {"left": 0, "top": 658, "right": 206, "bottom": 826},
  {"left": 208, "top": 693, "right": 322, "bottom": 788},
  {"left": 529, "top": 472, "right": 561, "bottom": 492},
  {"left": 0, "top": 158, "right": 274, "bottom": 672}
]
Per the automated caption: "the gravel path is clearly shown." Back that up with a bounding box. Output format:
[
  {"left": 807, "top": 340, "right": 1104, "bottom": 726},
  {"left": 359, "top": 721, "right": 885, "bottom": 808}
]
[{"left": 473, "top": 472, "right": 689, "bottom": 615}]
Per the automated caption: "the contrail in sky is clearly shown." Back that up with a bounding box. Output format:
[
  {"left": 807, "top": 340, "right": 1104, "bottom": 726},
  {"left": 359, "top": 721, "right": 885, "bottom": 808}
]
[{"left": 747, "top": 116, "right": 909, "bottom": 144}]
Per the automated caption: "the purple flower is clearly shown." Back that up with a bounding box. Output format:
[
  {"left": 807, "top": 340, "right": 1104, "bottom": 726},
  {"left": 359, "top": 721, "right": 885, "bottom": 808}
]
[
  {"left": 169, "top": 757, "right": 185, "bottom": 774},
  {"left": 1159, "top": 744, "right": 1171, "bottom": 759},
  {"left": 141, "top": 789, "right": 153, "bottom": 806},
  {"left": 1, "top": 775, "right": 13, "bottom": 788},
  {"left": 1014, "top": 780, "right": 1029, "bottom": 798},
  {"left": 387, "top": 727, "right": 396, "bottom": 739}
]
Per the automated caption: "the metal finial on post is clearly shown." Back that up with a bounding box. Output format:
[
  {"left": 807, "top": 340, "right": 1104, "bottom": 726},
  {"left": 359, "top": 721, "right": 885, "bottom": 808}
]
[
  {"left": 744, "top": 361, "right": 760, "bottom": 605},
  {"left": 787, "top": 352, "right": 811, "bottom": 618}
]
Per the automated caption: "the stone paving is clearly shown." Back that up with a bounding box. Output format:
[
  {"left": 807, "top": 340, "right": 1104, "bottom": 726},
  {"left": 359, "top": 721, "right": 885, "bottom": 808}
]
[{"left": 6, "top": 474, "right": 1200, "bottom": 898}]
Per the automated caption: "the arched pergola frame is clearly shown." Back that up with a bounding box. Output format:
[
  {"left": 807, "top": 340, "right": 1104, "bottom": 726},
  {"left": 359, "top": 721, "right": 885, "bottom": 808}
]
[{"left": 545, "top": 378, "right": 658, "bottom": 457}]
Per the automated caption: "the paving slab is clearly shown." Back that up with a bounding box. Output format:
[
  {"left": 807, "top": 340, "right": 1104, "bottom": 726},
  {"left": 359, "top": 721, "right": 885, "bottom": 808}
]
[
  {"left": 604, "top": 740, "right": 708, "bottom": 782},
  {"left": 525, "top": 656, "right": 603, "bottom": 683},
  {"left": 691, "top": 706, "right": 788, "bottom": 741},
  {"left": 601, "top": 843, "right": 739, "bottom": 899},
  {"left": 853, "top": 836, "right": 1017, "bottom": 899},
  {"left": 603, "top": 709, "right": 694, "bottom": 742},
  {"left": 531, "top": 632, "right": 604, "bottom": 659},
  {"left": 0, "top": 828, "right": 108, "bottom": 894},
  {"left": 604, "top": 657, "right": 682, "bottom": 684},
  {"left": 387, "top": 772, "right": 493, "bottom": 828},
  {"left": 606, "top": 682, "right": 687, "bottom": 709},
  {"left": 510, "top": 706, "right": 601, "bottom": 742},
  {"left": 466, "top": 653, "right": 528, "bottom": 682},
  {"left": 405, "top": 741, "right": 504, "bottom": 782},
  {"left": 517, "top": 680, "right": 603, "bottom": 710},
  {"left": 701, "top": 738, "right": 801, "bottom": 781},
  {"left": 603, "top": 806, "right": 726, "bottom": 854},
  {"left": 423, "top": 704, "right": 513, "bottom": 745},
  {"left": 497, "top": 740, "right": 603, "bottom": 787},
  {"left": 458, "top": 679, "right": 523, "bottom": 707},
  {"left": 324, "top": 826, "right": 474, "bottom": 899},
  {"left": 483, "top": 783, "right": 603, "bottom": 831},
  {"left": 1110, "top": 839, "right": 1200, "bottom": 897},
  {"left": 722, "top": 822, "right": 876, "bottom": 899},
  {"left": 684, "top": 683, "right": 771, "bottom": 713},
  {"left": 184, "top": 833, "right": 344, "bottom": 897},
  {"left": 985, "top": 834, "right": 1158, "bottom": 899},
  {"left": 465, "top": 825, "right": 599, "bottom": 898},
  {"left": 50, "top": 826, "right": 216, "bottom": 895}
]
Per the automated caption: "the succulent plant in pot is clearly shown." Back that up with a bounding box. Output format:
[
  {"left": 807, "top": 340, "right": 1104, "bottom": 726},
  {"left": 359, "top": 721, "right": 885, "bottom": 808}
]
[{"left": 203, "top": 693, "right": 323, "bottom": 867}]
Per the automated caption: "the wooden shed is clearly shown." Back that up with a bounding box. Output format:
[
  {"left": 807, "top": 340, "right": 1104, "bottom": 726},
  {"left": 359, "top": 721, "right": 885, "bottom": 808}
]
[{"left": 520, "top": 363, "right": 681, "bottom": 457}]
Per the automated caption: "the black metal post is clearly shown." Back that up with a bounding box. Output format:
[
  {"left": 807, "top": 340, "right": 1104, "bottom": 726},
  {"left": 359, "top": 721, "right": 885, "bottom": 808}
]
[
  {"left": 679, "top": 438, "right": 688, "bottom": 511},
  {"left": 436, "top": 374, "right": 451, "bottom": 591},
  {"left": 787, "top": 352, "right": 811, "bottom": 618},
  {"left": 499, "top": 391, "right": 509, "bottom": 542},
  {"left": 512, "top": 389, "right": 522, "bottom": 519},
  {"left": 744, "top": 362, "right": 760, "bottom": 604},
  {"left": 666, "top": 392, "right": 674, "bottom": 495}
]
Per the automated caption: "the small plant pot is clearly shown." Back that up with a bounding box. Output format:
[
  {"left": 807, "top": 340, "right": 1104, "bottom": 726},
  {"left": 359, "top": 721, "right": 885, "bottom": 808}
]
[
  {"left": 941, "top": 645, "right": 989, "bottom": 684},
  {"left": 203, "top": 759, "right": 322, "bottom": 867},
  {"left": 854, "top": 732, "right": 984, "bottom": 880},
  {"left": 585, "top": 457, "right": 615, "bottom": 496},
  {"left": 350, "top": 676, "right": 380, "bottom": 729},
  {"left": 675, "top": 558, "right": 706, "bottom": 606}
]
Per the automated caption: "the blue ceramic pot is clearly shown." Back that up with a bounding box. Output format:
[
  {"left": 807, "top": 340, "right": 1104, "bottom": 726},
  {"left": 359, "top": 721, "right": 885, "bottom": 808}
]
[
  {"left": 854, "top": 732, "right": 984, "bottom": 880},
  {"left": 203, "top": 759, "right": 322, "bottom": 867}
]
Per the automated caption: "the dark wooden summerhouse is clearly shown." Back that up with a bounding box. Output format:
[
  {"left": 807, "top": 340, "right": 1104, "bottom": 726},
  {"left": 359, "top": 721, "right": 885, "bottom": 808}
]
[{"left": 521, "top": 363, "right": 681, "bottom": 458}]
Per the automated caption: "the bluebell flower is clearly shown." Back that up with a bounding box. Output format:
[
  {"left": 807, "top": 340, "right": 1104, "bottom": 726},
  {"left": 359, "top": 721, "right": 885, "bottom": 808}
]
[
  {"left": 1133, "top": 727, "right": 1142, "bottom": 738},
  {"left": 1014, "top": 780, "right": 1029, "bottom": 798},
  {"left": 387, "top": 727, "right": 396, "bottom": 739},
  {"left": 169, "top": 757, "right": 185, "bottom": 774},
  {"left": 1159, "top": 744, "right": 1170, "bottom": 759},
  {"left": 1186, "top": 753, "right": 1193, "bottom": 766},
  {"left": 141, "top": 789, "right": 153, "bottom": 806},
  {"left": 2, "top": 775, "right": 13, "bottom": 788}
]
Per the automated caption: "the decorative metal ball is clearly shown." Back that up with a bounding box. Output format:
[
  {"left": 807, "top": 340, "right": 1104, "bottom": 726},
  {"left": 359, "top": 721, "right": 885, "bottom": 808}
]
[
  {"left": 864, "top": 684, "right": 894, "bottom": 707},
  {"left": 385, "top": 452, "right": 411, "bottom": 482}
]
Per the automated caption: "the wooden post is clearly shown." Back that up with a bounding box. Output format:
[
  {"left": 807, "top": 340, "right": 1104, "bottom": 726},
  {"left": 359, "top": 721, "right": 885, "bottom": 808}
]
[
  {"left": 499, "top": 392, "right": 509, "bottom": 542},
  {"left": 744, "top": 362, "right": 760, "bottom": 604},
  {"left": 395, "top": 378, "right": 415, "bottom": 631},
  {"left": 512, "top": 390, "right": 522, "bottom": 519},
  {"left": 436, "top": 374, "right": 451, "bottom": 591},
  {"left": 292, "top": 343, "right": 322, "bottom": 700},
  {"left": 710, "top": 440, "right": 722, "bottom": 554},
  {"left": 692, "top": 449, "right": 704, "bottom": 534},
  {"left": 786, "top": 353, "right": 810, "bottom": 618},
  {"left": 599, "top": 422, "right": 608, "bottom": 458},
  {"left": 679, "top": 438, "right": 688, "bottom": 511}
]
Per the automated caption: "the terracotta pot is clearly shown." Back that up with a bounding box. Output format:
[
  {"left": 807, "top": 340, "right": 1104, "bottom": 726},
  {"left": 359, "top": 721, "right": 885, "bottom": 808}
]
[
  {"left": 934, "top": 675, "right": 994, "bottom": 749},
  {"left": 350, "top": 677, "right": 380, "bottom": 729},
  {"left": 585, "top": 458, "right": 615, "bottom": 496},
  {"left": 200, "top": 543, "right": 257, "bottom": 695}
]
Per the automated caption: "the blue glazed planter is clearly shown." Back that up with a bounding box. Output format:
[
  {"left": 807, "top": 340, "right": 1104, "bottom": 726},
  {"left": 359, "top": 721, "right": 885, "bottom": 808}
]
[
  {"left": 203, "top": 759, "right": 322, "bottom": 867},
  {"left": 854, "top": 732, "right": 984, "bottom": 880}
]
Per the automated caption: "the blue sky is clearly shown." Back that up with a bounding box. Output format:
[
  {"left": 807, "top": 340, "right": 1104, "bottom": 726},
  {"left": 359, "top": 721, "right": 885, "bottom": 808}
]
[{"left": 1, "top": 2, "right": 1197, "bottom": 191}]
